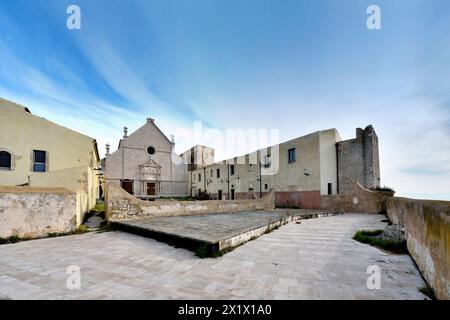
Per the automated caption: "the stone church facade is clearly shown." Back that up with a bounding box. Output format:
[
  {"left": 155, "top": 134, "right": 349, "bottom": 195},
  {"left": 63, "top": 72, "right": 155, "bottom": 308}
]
[{"left": 104, "top": 118, "right": 188, "bottom": 198}]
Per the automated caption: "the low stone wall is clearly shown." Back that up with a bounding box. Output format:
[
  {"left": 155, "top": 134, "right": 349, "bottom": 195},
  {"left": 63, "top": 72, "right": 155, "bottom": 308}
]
[
  {"left": 106, "top": 182, "right": 275, "bottom": 221},
  {"left": 0, "top": 186, "right": 77, "bottom": 239},
  {"left": 30, "top": 165, "right": 97, "bottom": 227},
  {"left": 387, "top": 197, "right": 449, "bottom": 300},
  {"left": 321, "top": 180, "right": 391, "bottom": 214}
]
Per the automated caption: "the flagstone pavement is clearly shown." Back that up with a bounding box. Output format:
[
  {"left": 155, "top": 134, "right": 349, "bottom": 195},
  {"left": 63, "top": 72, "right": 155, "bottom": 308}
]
[{"left": 0, "top": 213, "right": 427, "bottom": 300}]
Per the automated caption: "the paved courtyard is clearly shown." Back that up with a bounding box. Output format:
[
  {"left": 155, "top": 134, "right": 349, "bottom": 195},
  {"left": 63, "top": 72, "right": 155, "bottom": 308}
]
[
  {"left": 0, "top": 213, "right": 427, "bottom": 299},
  {"left": 114, "top": 209, "right": 336, "bottom": 244}
]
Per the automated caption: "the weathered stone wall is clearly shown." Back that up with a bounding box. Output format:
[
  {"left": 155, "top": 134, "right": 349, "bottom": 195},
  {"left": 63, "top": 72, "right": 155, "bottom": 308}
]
[
  {"left": 321, "top": 180, "right": 390, "bottom": 213},
  {"left": 337, "top": 125, "right": 380, "bottom": 194},
  {"left": 275, "top": 191, "right": 321, "bottom": 209},
  {"left": 387, "top": 197, "right": 449, "bottom": 300},
  {"left": 106, "top": 182, "right": 275, "bottom": 221},
  {"left": 29, "top": 165, "right": 96, "bottom": 226},
  {"left": 0, "top": 186, "right": 77, "bottom": 239}
]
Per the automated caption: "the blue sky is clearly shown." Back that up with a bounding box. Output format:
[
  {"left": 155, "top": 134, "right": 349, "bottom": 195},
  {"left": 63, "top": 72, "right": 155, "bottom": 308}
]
[{"left": 0, "top": 0, "right": 449, "bottom": 200}]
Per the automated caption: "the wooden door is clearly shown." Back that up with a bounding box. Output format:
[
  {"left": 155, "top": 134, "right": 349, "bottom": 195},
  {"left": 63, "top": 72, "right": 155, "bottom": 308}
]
[
  {"left": 121, "top": 180, "right": 133, "bottom": 195},
  {"left": 147, "top": 182, "right": 156, "bottom": 196}
]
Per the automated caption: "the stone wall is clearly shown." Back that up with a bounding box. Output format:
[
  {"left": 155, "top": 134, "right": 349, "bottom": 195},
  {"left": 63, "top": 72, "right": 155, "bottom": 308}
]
[
  {"left": 29, "top": 165, "right": 96, "bottom": 226},
  {"left": 275, "top": 191, "right": 321, "bottom": 209},
  {"left": 321, "top": 180, "right": 390, "bottom": 213},
  {"left": 106, "top": 182, "right": 275, "bottom": 221},
  {"left": 387, "top": 197, "right": 449, "bottom": 300},
  {"left": 0, "top": 186, "right": 77, "bottom": 239},
  {"left": 337, "top": 125, "right": 380, "bottom": 194}
]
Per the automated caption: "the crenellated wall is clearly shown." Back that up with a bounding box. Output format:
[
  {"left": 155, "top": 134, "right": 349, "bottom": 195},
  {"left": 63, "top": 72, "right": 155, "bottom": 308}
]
[
  {"left": 106, "top": 182, "right": 275, "bottom": 221},
  {"left": 387, "top": 197, "right": 449, "bottom": 300}
]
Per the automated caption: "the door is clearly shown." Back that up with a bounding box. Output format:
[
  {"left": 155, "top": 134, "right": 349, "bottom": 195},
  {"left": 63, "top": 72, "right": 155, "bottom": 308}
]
[
  {"left": 218, "top": 190, "right": 223, "bottom": 200},
  {"left": 231, "top": 189, "right": 235, "bottom": 200},
  {"left": 147, "top": 182, "right": 156, "bottom": 196},
  {"left": 121, "top": 179, "right": 133, "bottom": 195}
]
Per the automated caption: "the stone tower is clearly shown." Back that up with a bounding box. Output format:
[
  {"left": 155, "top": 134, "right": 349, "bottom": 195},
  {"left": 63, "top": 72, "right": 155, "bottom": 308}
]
[{"left": 336, "top": 125, "right": 380, "bottom": 194}]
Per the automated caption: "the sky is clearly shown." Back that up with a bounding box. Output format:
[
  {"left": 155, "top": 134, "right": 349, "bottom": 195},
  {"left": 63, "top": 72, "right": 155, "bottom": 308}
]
[{"left": 0, "top": 0, "right": 449, "bottom": 200}]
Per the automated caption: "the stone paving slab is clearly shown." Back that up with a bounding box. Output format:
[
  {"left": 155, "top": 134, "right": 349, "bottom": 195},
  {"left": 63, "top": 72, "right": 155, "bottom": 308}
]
[
  {"left": 115, "top": 211, "right": 289, "bottom": 243},
  {"left": 113, "top": 209, "right": 340, "bottom": 253},
  {"left": 0, "top": 213, "right": 428, "bottom": 300}
]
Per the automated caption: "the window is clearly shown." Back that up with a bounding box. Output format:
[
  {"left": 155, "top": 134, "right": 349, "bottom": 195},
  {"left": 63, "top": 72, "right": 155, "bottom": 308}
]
[
  {"left": 263, "top": 155, "right": 271, "bottom": 168},
  {"left": 216, "top": 168, "right": 220, "bottom": 178},
  {"left": 288, "top": 148, "right": 296, "bottom": 163},
  {"left": 33, "top": 150, "right": 46, "bottom": 172},
  {"left": 328, "top": 183, "right": 332, "bottom": 195},
  {"left": 265, "top": 184, "right": 268, "bottom": 190},
  {"left": 0, "top": 151, "right": 11, "bottom": 169},
  {"left": 230, "top": 164, "right": 235, "bottom": 175},
  {"left": 198, "top": 173, "right": 202, "bottom": 182},
  {"left": 147, "top": 146, "right": 155, "bottom": 155},
  {"left": 210, "top": 169, "right": 213, "bottom": 177}
]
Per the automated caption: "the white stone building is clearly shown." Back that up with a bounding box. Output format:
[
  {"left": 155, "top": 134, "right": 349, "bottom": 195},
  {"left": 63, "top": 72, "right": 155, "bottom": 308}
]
[
  {"left": 104, "top": 118, "right": 188, "bottom": 198},
  {"left": 188, "top": 126, "right": 380, "bottom": 209}
]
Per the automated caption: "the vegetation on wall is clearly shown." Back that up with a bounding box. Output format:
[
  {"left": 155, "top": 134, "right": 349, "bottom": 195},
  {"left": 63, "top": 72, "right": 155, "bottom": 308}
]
[{"left": 353, "top": 230, "right": 407, "bottom": 254}]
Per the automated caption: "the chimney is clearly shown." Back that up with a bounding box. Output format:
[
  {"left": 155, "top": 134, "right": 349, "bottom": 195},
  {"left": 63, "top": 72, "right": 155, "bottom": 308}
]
[
  {"left": 105, "top": 143, "right": 110, "bottom": 155},
  {"left": 147, "top": 118, "right": 155, "bottom": 124},
  {"left": 123, "top": 126, "right": 128, "bottom": 138},
  {"left": 171, "top": 135, "right": 175, "bottom": 143}
]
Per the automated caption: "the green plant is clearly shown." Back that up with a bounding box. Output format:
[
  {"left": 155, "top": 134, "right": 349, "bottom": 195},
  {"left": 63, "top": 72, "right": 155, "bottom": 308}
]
[
  {"left": 373, "top": 186, "right": 395, "bottom": 193},
  {"left": 195, "top": 245, "right": 208, "bottom": 258},
  {"left": 418, "top": 285, "right": 436, "bottom": 300},
  {"left": 77, "top": 225, "right": 88, "bottom": 234},
  {"left": 90, "top": 203, "right": 105, "bottom": 213},
  {"left": 0, "top": 235, "right": 22, "bottom": 244},
  {"left": 353, "top": 230, "right": 407, "bottom": 254}
]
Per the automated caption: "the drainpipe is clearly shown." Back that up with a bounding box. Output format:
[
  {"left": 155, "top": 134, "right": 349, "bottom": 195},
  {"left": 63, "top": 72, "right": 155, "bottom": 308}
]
[
  {"left": 227, "top": 164, "right": 230, "bottom": 198},
  {"left": 203, "top": 167, "right": 206, "bottom": 194},
  {"left": 190, "top": 171, "right": 193, "bottom": 197},
  {"left": 259, "top": 159, "right": 262, "bottom": 198},
  {"left": 336, "top": 142, "right": 340, "bottom": 194}
]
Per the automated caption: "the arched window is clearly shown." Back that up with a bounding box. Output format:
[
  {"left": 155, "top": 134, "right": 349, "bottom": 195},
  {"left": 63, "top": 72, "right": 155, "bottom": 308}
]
[{"left": 0, "top": 151, "right": 11, "bottom": 169}]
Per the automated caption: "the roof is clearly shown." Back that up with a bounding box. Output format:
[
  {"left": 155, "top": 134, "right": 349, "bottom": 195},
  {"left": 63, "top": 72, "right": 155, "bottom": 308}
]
[{"left": 0, "top": 97, "right": 100, "bottom": 161}]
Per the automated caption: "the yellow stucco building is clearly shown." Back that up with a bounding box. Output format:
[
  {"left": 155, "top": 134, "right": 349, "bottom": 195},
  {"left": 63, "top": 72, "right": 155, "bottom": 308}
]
[{"left": 0, "top": 98, "right": 100, "bottom": 226}]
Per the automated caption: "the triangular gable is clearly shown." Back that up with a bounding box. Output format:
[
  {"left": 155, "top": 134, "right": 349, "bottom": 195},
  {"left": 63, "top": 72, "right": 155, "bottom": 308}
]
[{"left": 140, "top": 158, "right": 162, "bottom": 168}]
